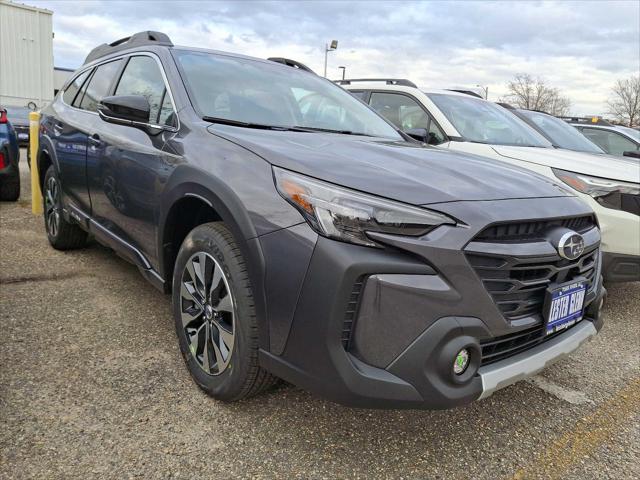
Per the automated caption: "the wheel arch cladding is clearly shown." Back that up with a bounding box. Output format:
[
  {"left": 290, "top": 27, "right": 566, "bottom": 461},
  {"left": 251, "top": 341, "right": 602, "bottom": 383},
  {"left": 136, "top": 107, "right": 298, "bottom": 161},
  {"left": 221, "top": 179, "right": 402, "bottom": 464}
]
[{"left": 160, "top": 166, "right": 270, "bottom": 350}]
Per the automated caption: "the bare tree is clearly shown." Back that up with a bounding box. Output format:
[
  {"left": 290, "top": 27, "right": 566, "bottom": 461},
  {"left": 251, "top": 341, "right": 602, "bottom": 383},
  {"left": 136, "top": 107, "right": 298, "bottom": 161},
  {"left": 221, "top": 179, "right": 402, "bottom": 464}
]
[
  {"left": 501, "top": 73, "right": 572, "bottom": 116},
  {"left": 606, "top": 75, "right": 640, "bottom": 127}
]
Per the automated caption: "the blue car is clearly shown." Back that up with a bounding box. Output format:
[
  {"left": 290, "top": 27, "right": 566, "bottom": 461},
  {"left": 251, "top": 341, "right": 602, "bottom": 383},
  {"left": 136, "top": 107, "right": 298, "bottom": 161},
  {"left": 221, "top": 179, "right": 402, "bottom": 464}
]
[{"left": 0, "top": 106, "right": 21, "bottom": 201}]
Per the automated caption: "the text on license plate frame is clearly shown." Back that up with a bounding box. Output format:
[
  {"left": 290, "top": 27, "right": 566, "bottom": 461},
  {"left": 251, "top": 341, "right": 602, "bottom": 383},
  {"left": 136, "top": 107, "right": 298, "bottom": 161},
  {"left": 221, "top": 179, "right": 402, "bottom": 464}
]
[{"left": 543, "top": 278, "right": 587, "bottom": 335}]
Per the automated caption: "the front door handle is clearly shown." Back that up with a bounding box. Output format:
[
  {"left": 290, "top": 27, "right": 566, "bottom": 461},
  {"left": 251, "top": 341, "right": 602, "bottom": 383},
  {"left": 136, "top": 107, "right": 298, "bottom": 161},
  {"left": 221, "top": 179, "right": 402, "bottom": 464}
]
[
  {"left": 88, "top": 134, "right": 102, "bottom": 148},
  {"left": 52, "top": 121, "right": 63, "bottom": 136}
]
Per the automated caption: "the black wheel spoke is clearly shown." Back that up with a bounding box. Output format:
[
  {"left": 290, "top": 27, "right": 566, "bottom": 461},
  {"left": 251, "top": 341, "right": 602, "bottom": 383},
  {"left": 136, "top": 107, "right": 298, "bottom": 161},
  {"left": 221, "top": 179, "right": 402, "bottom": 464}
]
[
  {"left": 215, "top": 293, "right": 233, "bottom": 313},
  {"left": 181, "top": 280, "right": 204, "bottom": 310}
]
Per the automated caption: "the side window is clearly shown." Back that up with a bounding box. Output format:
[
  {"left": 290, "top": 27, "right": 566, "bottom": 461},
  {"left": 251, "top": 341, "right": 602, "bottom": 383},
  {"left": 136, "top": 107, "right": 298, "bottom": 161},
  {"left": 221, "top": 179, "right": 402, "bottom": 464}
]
[
  {"left": 63, "top": 70, "right": 91, "bottom": 106},
  {"left": 607, "top": 132, "right": 639, "bottom": 155},
  {"left": 79, "top": 60, "right": 122, "bottom": 112},
  {"left": 369, "top": 92, "right": 446, "bottom": 145},
  {"left": 580, "top": 127, "right": 639, "bottom": 155},
  {"left": 581, "top": 128, "right": 611, "bottom": 152},
  {"left": 427, "top": 118, "right": 447, "bottom": 145},
  {"left": 115, "top": 56, "right": 174, "bottom": 125}
]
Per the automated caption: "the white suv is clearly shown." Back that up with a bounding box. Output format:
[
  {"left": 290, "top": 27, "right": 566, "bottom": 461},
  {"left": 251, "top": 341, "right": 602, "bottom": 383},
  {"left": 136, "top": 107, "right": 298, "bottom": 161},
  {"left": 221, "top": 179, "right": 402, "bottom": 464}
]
[{"left": 341, "top": 79, "right": 640, "bottom": 282}]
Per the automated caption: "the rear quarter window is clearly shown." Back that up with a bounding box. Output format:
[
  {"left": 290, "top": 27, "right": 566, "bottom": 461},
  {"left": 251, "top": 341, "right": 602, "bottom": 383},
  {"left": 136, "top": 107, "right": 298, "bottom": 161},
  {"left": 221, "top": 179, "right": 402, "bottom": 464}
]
[
  {"left": 78, "top": 60, "right": 122, "bottom": 112},
  {"left": 63, "top": 70, "right": 91, "bottom": 106}
]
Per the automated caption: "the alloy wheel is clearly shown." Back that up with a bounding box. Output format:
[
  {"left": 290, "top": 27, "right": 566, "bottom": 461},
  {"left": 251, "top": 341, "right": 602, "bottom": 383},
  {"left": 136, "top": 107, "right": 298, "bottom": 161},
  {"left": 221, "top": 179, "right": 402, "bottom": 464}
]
[
  {"left": 180, "top": 252, "right": 236, "bottom": 375},
  {"left": 45, "top": 176, "right": 60, "bottom": 238}
]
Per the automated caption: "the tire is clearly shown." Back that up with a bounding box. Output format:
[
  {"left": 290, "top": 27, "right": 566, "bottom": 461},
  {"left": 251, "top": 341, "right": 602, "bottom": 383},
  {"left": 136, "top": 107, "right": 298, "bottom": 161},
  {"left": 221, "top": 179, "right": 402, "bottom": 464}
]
[
  {"left": 0, "top": 148, "right": 20, "bottom": 201},
  {"left": 172, "top": 222, "right": 277, "bottom": 401},
  {"left": 43, "top": 165, "right": 88, "bottom": 250}
]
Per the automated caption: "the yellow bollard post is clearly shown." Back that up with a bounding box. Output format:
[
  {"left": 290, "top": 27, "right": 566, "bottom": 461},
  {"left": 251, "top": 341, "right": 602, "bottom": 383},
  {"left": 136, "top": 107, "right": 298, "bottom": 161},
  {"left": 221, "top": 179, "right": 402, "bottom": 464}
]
[{"left": 29, "top": 111, "right": 42, "bottom": 215}]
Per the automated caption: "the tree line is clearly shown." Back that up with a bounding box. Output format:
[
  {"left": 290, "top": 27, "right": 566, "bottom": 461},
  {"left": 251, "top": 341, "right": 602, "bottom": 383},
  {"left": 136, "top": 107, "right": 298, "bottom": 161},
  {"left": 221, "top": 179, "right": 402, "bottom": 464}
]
[{"left": 500, "top": 73, "right": 639, "bottom": 127}]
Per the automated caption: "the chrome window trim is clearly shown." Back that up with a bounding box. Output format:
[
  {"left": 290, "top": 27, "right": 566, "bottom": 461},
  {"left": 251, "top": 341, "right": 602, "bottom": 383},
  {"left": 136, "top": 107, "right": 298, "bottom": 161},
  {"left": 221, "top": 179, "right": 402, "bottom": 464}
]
[{"left": 60, "top": 51, "right": 180, "bottom": 131}]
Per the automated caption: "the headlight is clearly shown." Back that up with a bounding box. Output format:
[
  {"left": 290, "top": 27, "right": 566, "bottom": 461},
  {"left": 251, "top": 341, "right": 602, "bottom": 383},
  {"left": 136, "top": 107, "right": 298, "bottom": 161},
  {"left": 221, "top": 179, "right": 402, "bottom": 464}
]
[
  {"left": 273, "top": 167, "right": 455, "bottom": 247},
  {"left": 552, "top": 168, "right": 640, "bottom": 215}
]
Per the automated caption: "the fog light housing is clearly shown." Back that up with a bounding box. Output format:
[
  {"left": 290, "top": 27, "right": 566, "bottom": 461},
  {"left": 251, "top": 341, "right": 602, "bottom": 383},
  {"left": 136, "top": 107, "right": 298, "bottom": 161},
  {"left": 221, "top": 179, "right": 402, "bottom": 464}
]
[{"left": 453, "top": 349, "right": 470, "bottom": 375}]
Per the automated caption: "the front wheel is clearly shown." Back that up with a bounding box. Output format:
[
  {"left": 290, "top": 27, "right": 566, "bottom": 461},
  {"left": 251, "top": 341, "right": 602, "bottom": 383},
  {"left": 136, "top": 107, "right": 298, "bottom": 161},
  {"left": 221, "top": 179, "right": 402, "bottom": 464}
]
[{"left": 172, "top": 222, "right": 277, "bottom": 401}]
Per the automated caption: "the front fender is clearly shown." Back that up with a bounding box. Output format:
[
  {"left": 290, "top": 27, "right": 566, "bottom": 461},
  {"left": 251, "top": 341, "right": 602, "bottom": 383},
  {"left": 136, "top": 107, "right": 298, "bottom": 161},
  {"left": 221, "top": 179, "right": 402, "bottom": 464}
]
[{"left": 160, "top": 165, "right": 272, "bottom": 350}]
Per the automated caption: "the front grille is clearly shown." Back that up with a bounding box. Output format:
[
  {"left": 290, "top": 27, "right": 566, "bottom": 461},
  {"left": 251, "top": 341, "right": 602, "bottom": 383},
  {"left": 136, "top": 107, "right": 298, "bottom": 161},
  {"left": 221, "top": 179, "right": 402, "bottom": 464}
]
[
  {"left": 342, "top": 277, "right": 365, "bottom": 349},
  {"left": 475, "top": 215, "right": 596, "bottom": 242},
  {"left": 480, "top": 321, "right": 580, "bottom": 366},
  {"left": 467, "top": 247, "right": 598, "bottom": 321}
]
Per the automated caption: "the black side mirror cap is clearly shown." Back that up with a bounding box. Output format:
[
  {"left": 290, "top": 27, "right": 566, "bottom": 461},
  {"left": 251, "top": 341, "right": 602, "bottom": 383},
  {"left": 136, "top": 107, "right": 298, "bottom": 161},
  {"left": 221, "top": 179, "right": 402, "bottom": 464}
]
[
  {"left": 404, "top": 128, "right": 428, "bottom": 142},
  {"left": 623, "top": 150, "right": 640, "bottom": 159},
  {"left": 98, "top": 95, "right": 151, "bottom": 125}
]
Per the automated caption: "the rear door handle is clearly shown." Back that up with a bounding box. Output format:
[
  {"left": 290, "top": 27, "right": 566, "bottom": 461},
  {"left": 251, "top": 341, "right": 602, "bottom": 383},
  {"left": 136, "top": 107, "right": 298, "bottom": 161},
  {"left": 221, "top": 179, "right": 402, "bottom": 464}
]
[{"left": 88, "top": 134, "right": 102, "bottom": 148}]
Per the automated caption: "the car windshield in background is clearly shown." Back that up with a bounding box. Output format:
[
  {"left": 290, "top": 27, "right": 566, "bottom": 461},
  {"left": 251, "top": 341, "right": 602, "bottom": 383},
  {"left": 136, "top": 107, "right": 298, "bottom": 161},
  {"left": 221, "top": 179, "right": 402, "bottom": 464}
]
[
  {"left": 427, "top": 93, "right": 551, "bottom": 147},
  {"left": 517, "top": 109, "right": 605, "bottom": 153},
  {"left": 173, "top": 50, "right": 402, "bottom": 139},
  {"left": 616, "top": 126, "right": 640, "bottom": 141},
  {"left": 3, "top": 106, "right": 31, "bottom": 126}
]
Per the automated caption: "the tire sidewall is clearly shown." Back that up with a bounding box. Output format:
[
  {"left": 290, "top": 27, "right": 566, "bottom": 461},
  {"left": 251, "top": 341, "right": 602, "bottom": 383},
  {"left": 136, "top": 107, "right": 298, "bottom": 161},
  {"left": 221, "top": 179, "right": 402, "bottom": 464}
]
[{"left": 172, "top": 223, "right": 255, "bottom": 400}]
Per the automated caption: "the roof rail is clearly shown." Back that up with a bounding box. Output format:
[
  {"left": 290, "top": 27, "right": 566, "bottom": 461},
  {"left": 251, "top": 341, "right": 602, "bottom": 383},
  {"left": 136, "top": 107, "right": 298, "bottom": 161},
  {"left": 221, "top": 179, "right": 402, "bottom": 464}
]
[
  {"left": 497, "top": 102, "right": 515, "bottom": 109},
  {"left": 446, "top": 89, "right": 484, "bottom": 99},
  {"left": 559, "top": 116, "right": 613, "bottom": 126},
  {"left": 267, "top": 57, "right": 315, "bottom": 74},
  {"left": 84, "top": 31, "right": 173, "bottom": 65},
  {"left": 334, "top": 78, "right": 417, "bottom": 88}
]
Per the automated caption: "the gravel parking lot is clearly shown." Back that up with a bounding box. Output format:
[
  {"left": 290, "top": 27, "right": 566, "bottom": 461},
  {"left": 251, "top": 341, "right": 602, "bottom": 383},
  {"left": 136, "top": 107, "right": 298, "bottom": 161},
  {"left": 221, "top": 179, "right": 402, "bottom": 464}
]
[{"left": 1, "top": 150, "right": 639, "bottom": 479}]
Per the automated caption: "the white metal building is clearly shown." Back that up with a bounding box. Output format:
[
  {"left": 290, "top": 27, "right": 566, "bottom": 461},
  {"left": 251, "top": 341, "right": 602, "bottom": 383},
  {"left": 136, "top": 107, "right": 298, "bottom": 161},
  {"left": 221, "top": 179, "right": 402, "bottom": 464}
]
[{"left": 0, "top": 0, "right": 54, "bottom": 109}]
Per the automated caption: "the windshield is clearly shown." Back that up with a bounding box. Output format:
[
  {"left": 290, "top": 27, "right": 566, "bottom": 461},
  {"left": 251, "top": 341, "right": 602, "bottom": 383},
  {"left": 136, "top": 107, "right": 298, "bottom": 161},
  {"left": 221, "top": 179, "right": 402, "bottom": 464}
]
[
  {"left": 517, "top": 109, "right": 605, "bottom": 153},
  {"left": 616, "top": 126, "right": 640, "bottom": 141},
  {"left": 173, "top": 50, "right": 401, "bottom": 139},
  {"left": 427, "top": 93, "right": 551, "bottom": 147}
]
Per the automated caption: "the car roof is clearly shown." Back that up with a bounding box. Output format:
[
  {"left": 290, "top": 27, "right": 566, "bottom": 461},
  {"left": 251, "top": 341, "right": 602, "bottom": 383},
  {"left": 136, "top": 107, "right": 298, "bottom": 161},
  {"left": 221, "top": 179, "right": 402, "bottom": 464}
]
[
  {"left": 82, "top": 31, "right": 299, "bottom": 75},
  {"left": 341, "top": 82, "right": 472, "bottom": 98}
]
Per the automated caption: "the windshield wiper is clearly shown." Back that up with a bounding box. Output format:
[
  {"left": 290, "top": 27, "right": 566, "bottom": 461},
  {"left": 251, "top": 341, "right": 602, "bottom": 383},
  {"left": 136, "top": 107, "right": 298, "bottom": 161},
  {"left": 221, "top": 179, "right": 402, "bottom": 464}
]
[
  {"left": 290, "top": 126, "right": 372, "bottom": 136},
  {"left": 202, "top": 116, "right": 298, "bottom": 131},
  {"left": 203, "top": 116, "right": 372, "bottom": 136}
]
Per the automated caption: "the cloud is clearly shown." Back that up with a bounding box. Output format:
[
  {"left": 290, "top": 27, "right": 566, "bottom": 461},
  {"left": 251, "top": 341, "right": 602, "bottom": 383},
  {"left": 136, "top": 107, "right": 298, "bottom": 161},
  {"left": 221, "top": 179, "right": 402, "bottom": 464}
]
[{"left": 32, "top": 0, "right": 640, "bottom": 115}]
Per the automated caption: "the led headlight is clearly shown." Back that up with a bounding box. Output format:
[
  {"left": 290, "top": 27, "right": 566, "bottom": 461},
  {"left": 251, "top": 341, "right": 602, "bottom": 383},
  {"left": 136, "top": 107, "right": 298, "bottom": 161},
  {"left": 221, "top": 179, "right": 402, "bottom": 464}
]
[
  {"left": 273, "top": 167, "right": 455, "bottom": 247},
  {"left": 552, "top": 168, "right": 640, "bottom": 215}
]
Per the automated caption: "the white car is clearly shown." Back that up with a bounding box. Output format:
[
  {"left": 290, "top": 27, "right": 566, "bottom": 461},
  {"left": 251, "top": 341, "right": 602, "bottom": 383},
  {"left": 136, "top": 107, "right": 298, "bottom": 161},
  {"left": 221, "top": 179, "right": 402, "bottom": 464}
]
[
  {"left": 340, "top": 79, "right": 640, "bottom": 282},
  {"left": 561, "top": 117, "right": 640, "bottom": 158}
]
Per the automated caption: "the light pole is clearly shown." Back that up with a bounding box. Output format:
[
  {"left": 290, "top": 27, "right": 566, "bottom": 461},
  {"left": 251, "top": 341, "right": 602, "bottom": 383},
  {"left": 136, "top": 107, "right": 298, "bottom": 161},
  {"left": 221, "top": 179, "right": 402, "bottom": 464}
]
[
  {"left": 323, "top": 40, "right": 338, "bottom": 78},
  {"left": 476, "top": 84, "right": 489, "bottom": 100},
  {"left": 338, "top": 66, "right": 346, "bottom": 80}
]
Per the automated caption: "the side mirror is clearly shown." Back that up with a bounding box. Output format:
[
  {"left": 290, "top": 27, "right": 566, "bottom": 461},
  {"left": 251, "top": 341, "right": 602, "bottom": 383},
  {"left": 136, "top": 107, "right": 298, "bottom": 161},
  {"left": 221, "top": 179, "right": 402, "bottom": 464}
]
[
  {"left": 623, "top": 150, "right": 640, "bottom": 159},
  {"left": 98, "top": 95, "right": 150, "bottom": 126},
  {"left": 404, "top": 128, "right": 428, "bottom": 142}
]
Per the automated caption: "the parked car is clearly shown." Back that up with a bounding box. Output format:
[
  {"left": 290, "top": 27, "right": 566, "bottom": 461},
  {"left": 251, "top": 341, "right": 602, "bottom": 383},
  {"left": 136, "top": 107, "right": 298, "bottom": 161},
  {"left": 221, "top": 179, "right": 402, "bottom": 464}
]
[
  {"left": 561, "top": 117, "right": 640, "bottom": 158},
  {"left": 341, "top": 80, "right": 640, "bottom": 283},
  {"left": 3, "top": 105, "right": 31, "bottom": 146},
  {"left": 0, "top": 106, "right": 21, "bottom": 201},
  {"left": 499, "top": 106, "right": 607, "bottom": 155},
  {"left": 37, "top": 32, "right": 606, "bottom": 409}
]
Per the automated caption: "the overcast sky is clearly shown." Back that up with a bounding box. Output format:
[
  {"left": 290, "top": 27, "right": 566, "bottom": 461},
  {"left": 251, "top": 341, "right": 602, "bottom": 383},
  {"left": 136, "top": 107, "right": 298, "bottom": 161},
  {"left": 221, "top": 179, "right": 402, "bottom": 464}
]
[{"left": 32, "top": 0, "right": 640, "bottom": 115}]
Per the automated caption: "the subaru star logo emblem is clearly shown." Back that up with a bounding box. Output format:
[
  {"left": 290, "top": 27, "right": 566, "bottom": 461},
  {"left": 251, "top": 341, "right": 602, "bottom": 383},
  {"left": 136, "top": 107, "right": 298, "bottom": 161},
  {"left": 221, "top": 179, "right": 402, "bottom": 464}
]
[{"left": 557, "top": 231, "right": 585, "bottom": 260}]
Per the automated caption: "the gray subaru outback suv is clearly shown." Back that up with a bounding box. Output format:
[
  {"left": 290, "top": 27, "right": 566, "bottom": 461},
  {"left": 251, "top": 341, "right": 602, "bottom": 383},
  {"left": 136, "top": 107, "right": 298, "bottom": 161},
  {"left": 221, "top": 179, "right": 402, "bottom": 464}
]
[{"left": 36, "top": 32, "right": 605, "bottom": 409}]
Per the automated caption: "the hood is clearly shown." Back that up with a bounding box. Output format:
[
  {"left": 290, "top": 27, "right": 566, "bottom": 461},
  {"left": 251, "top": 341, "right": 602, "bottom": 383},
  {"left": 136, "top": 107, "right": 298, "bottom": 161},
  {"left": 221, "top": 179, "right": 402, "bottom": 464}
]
[
  {"left": 491, "top": 146, "right": 640, "bottom": 183},
  {"left": 208, "top": 125, "right": 572, "bottom": 205}
]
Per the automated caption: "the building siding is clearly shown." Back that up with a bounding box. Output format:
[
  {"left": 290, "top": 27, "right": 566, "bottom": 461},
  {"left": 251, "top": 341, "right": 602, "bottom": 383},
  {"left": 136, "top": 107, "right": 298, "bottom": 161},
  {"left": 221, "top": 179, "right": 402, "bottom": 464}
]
[{"left": 0, "top": 0, "right": 54, "bottom": 108}]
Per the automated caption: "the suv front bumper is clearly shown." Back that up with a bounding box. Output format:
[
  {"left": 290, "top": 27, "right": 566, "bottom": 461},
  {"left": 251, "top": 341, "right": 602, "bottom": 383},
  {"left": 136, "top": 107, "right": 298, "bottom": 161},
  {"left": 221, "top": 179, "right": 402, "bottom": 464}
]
[{"left": 259, "top": 197, "right": 605, "bottom": 409}]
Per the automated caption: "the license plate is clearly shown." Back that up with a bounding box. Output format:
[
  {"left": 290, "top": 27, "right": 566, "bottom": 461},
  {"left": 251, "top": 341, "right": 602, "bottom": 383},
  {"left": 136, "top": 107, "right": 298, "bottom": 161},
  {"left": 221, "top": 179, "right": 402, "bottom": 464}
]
[
  {"left": 544, "top": 279, "right": 586, "bottom": 335},
  {"left": 18, "top": 133, "right": 29, "bottom": 140}
]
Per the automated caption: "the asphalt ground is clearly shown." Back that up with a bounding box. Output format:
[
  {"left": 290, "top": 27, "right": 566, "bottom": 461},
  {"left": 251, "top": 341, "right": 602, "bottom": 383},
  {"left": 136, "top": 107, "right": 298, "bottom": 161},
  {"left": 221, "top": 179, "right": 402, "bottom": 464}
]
[{"left": 1, "top": 149, "right": 639, "bottom": 479}]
